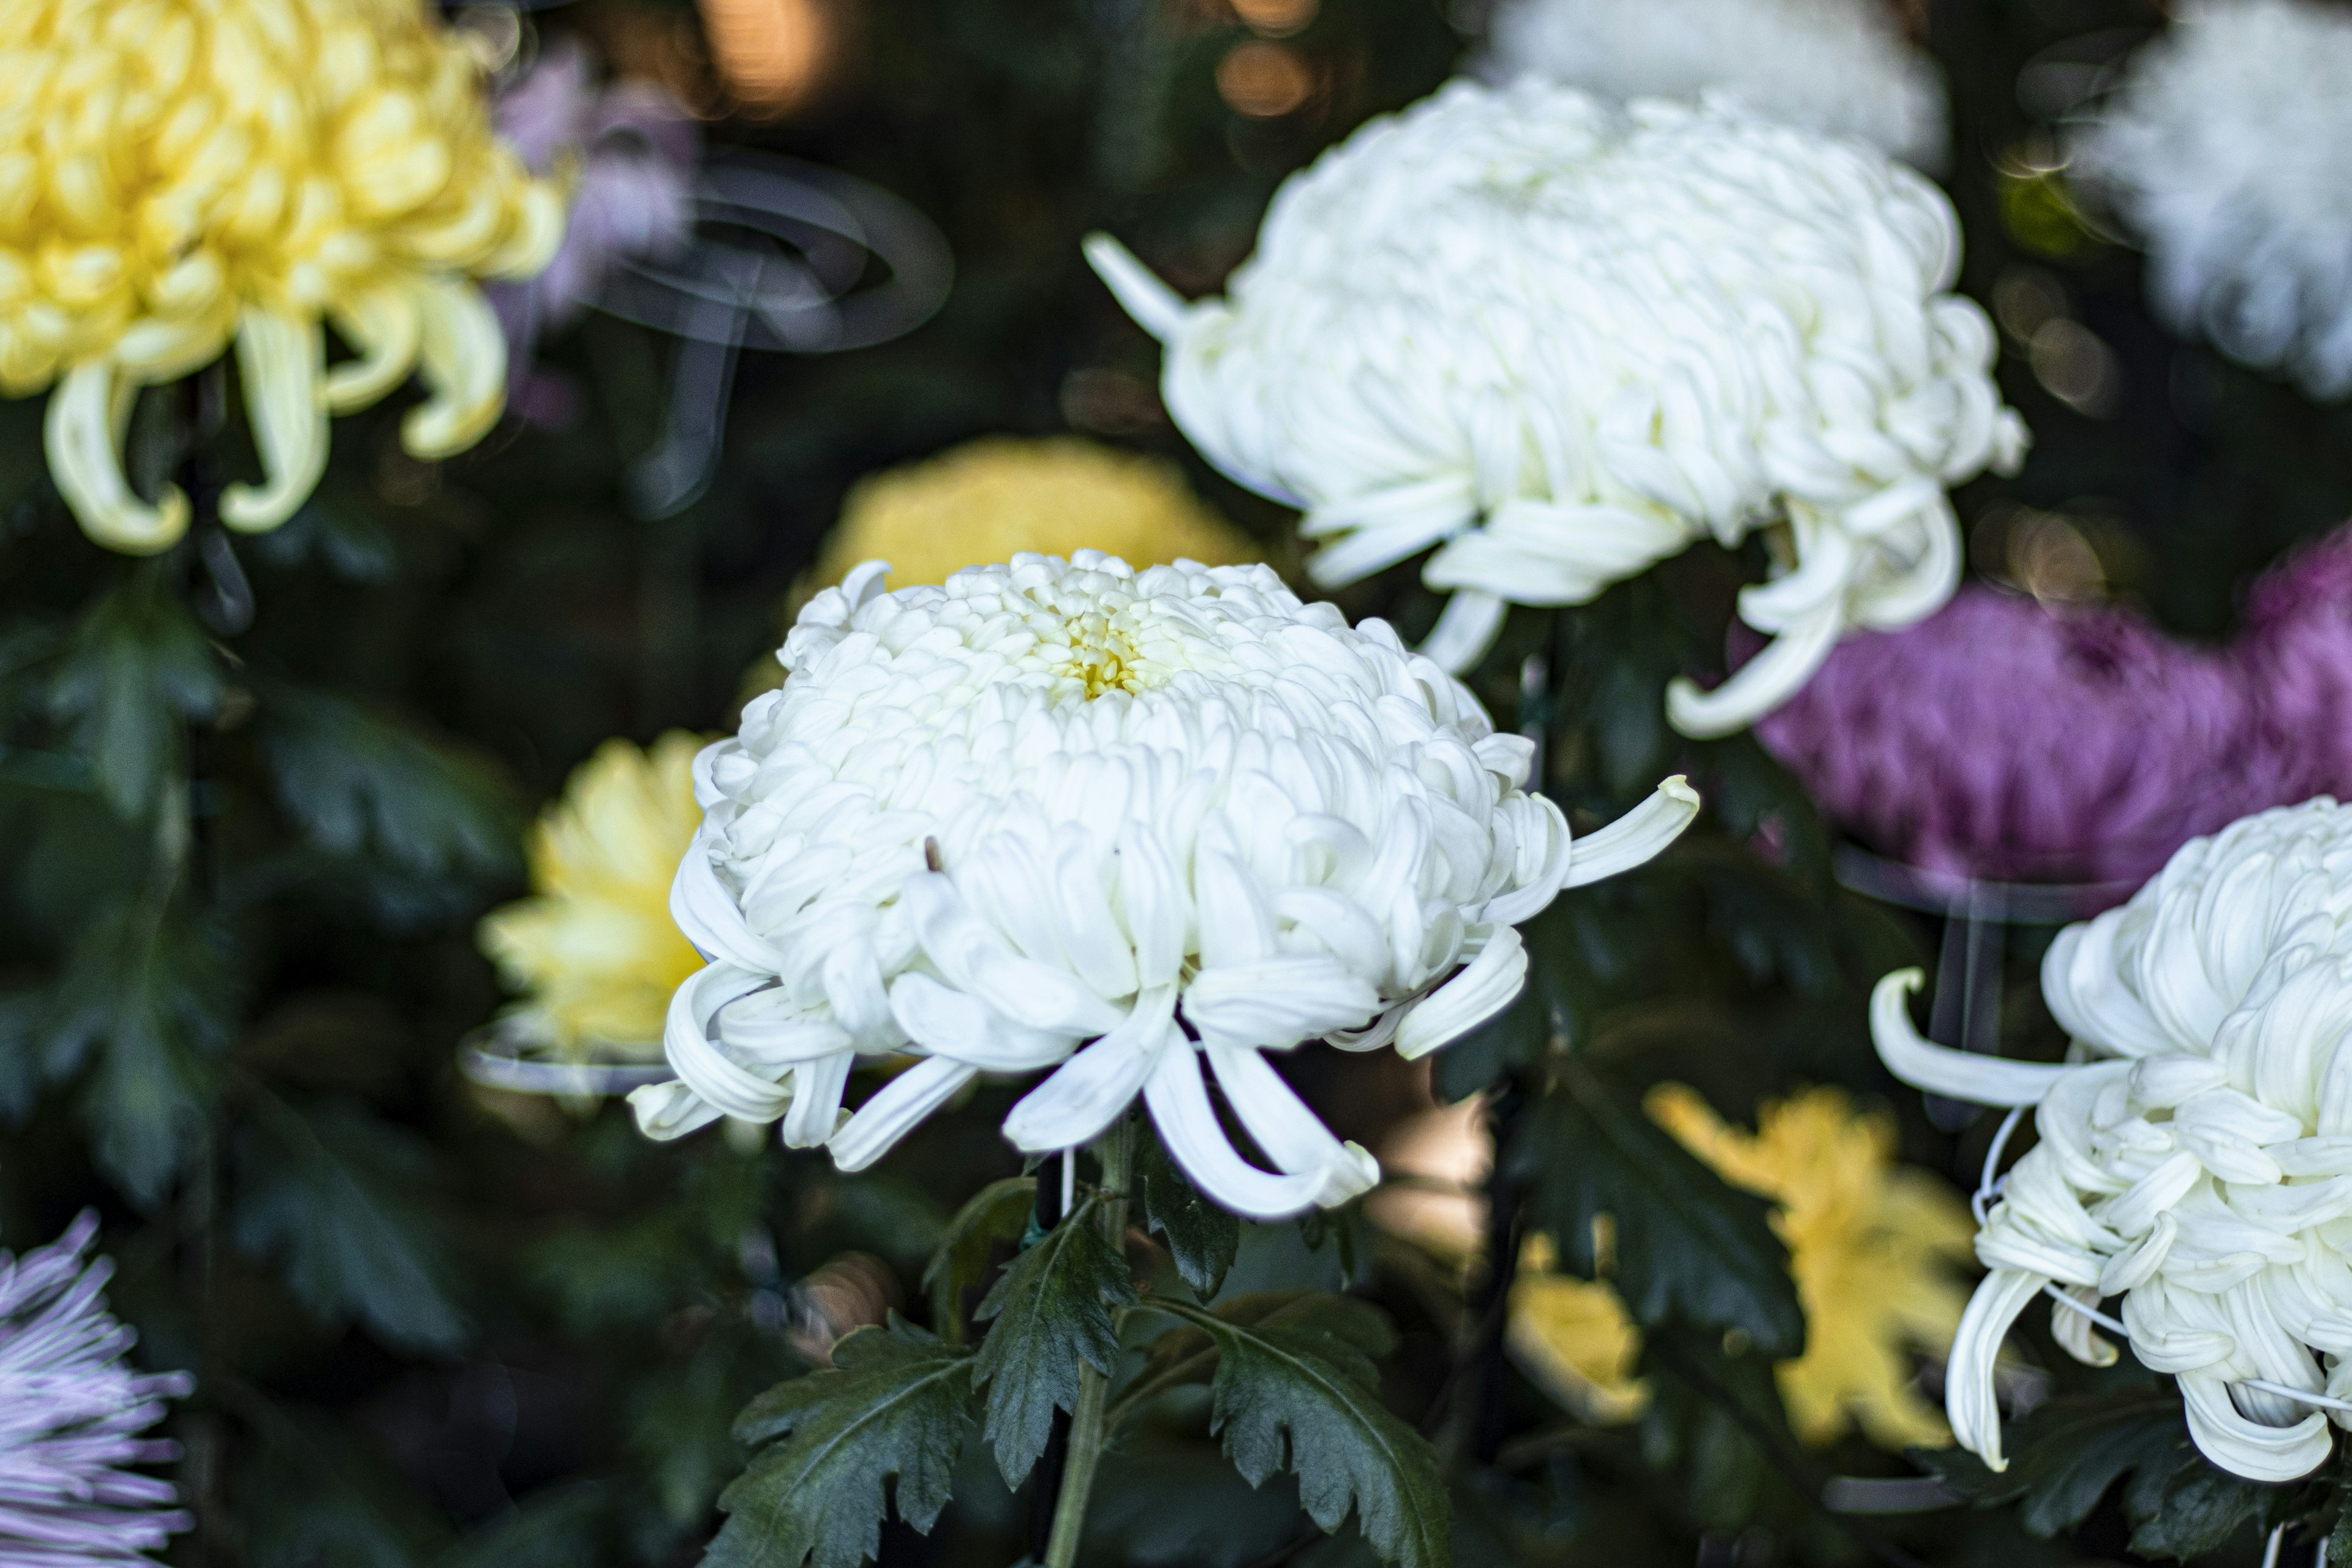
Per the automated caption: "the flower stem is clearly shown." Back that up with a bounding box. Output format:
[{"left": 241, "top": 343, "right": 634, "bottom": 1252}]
[{"left": 1042, "top": 1115, "right": 1136, "bottom": 1568}]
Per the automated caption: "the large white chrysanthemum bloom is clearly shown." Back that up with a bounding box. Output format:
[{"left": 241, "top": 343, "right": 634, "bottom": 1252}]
[
  {"left": 630, "top": 553, "right": 1697, "bottom": 1218},
  {"left": 2070, "top": 0, "right": 2352, "bottom": 399},
  {"left": 1085, "top": 81, "right": 2025, "bottom": 738},
  {"left": 1874, "top": 798, "right": 2352, "bottom": 1482},
  {"left": 1479, "top": 0, "right": 1950, "bottom": 171}
]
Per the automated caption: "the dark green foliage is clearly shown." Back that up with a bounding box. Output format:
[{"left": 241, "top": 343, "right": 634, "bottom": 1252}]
[
  {"left": 970, "top": 1191, "right": 1138, "bottom": 1483},
  {"left": 45, "top": 568, "right": 222, "bottom": 818},
  {"left": 920, "top": 1175, "right": 1035, "bottom": 1343},
  {"left": 228, "top": 1092, "right": 468, "bottom": 1353},
  {"left": 1509, "top": 1060, "right": 1803, "bottom": 1357},
  {"left": 1139, "top": 1296, "right": 1450, "bottom": 1568},
  {"left": 710, "top": 1319, "right": 976, "bottom": 1568},
  {"left": 1141, "top": 1127, "right": 1239, "bottom": 1299}
]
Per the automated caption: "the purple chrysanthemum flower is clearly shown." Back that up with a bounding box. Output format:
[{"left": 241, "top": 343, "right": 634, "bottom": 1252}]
[
  {"left": 1754, "top": 582, "right": 2285, "bottom": 886},
  {"left": 488, "top": 42, "right": 701, "bottom": 423},
  {"left": 0, "top": 1213, "right": 192, "bottom": 1566}
]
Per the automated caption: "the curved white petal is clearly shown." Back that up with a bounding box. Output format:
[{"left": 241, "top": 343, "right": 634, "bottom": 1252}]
[
  {"left": 1080, "top": 232, "right": 1191, "bottom": 342},
  {"left": 670, "top": 831, "right": 785, "bottom": 974},
  {"left": 1561, "top": 775, "right": 1702, "bottom": 889},
  {"left": 1395, "top": 924, "right": 1526, "bottom": 1060},
  {"left": 1003, "top": 988, "right": 1178, "bottom": 1153},
  {"left": 1202, "top": 1039, "right": 1380, "bottom": 1205},
  {"left": 1947, "top": 1268, "right": 2045, "bottom": 1471},
  {"left": 1871, "top": 969, "right": 2072, "bottom": 1107},
  {"left": 627, "top": 1079, "right": 725, "bottom": 1141},
  {"left": 1665, "top": 597, "right": 1847, "bottom": 738},
  {"left": 221, "top": 309, "right": 329, "bottom": 532},
  {"left": 45, "top": 362, "right": 189, "bottom": 554},
  {"left": 1415, "top": 589, "right": 1508, "bottom": 676},
  {"left": 400, "top": 277, "right": 507, "bottom": 459},
  {"left": 2179, "top": 1372, "right": 2332, "bottom": 1483},
  {"left": 658, "top": 962, "right": 797, "bottom": 1123},
  {"left": 887, "top": 971, "right": 1079, "bottom": 1072},
  {"left": 829, "top": 1055, "right": 982, "bottom": 1172},
  {"left": 1182, "top": 956, "right": 1380, "bottom": 1051},
  {"left": 1142, "top": 1044, "right": 1336, "bottom": 1220}
]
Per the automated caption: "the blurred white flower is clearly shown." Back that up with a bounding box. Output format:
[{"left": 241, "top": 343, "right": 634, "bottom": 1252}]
[
  {"left": 2072, "top": 0, "right": 2352, "bottom": 398},
  {"left": 1087, "top": 81, "right": 2026, "bottom": 736},
  {"left": 631, "top": 552, "right": 1697, "bottom": 1218},
  {"left": 1874, "top": 798, "right": 2352, "bottom": 1483},
  {"left": 1479, "top": 0, "right": 1950, "bottom": 170},
  {"left": 0, "top": 1213, "right": 192, "bottom": 1564}
]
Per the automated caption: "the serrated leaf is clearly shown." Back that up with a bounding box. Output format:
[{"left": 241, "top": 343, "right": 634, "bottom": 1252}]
[
  {"left": 2127, "top": 1460, "right": 2267, "bottom": 1561},
  {"left": 1119, "top": 1292, "right": 1396, "bottom": 1422},
  {"left": 41, "top": 900, "right": 230, "bottom": 1207},
  {"left": 1142, "top": 1128, "right": 1237, "bottom": 1299},
  {"left": 230, "top": 1093, "right": 467, "bottom": 1352},
  {"left": 1144, "top": 1296, "right": 1450, "bottom": 1568},
  {"left": 1508, "top": 1060, "right": 1802, "bottom": 1357},
  {"left": 1983, "top": 1389, "right": 2191, "bottom": 1537},
  {"left": 970, "top": 1191, "right": 1137, "bottom": 1484},
  {"left": 919, "top": 1175, "right": 1034, "bottom": 1343},
  {"left": 45, "top": 570, "right": 222, "bottom": 819},
  {"left": 710, "top": 1317, "right": 974, "bottom": 1568},
  {"left": 255, "top": 682, "right": 519, "bottom": 884}
]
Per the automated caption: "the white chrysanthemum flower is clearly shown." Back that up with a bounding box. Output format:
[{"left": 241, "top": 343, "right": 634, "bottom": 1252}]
[
  {"left": 0, "top": 1213, "right": 193, "bottom": 1564},
  {"left": 1478, "top": 0, "right": 1950, "bottom": 171},
  {"left": 1085, "top": 81, "right": 2026, "bottom": 737},
  {"left": 1874, "top": 798, "right": 2352, "bottom": 1483},
  {"left": 2071, "top": 0, "right": 2352, "bottom": 398},
  {"left": 630, "top": 552, "right": 1697, "bottom": 1218}
]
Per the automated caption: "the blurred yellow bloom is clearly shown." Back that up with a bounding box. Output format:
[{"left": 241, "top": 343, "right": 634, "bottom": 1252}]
[
  {"left": 478, "top": 733, "right": 704, "bottom": 1060},
  {"left": 807, "top": 435, "right": 1257, "bottom": 593},
  {"left": 1510, "top": 1085, "right": 1975, "bottom": 1450},
  {"left": 1, "top": 0, "right": 564, "bottom": 553}
]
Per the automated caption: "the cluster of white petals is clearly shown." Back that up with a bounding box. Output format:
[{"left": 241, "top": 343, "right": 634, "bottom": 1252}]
[
  {"left": 1875, "top": 799, "right": 2352, "bottom": 1482},
  {"left": 631, "top": 552, "right": 1697, "bottom": 1218},
  {"left": 1085, "top": 80, "right": 2026, "bottom": 736},
  {"left": 2071, "top": 0, "right": 2352, "bottom": 398},
  {"left": 1479, "top": 0, "right": 1950, "bottom": 171}
]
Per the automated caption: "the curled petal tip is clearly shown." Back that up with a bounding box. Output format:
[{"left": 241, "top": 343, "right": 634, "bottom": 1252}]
[
  {"left": 45, "top": 361, "right": 190, "bottom": 554},
  {"left": 1561, "top": 776, "right": 1703, "bottom": 889},
  {"left": 1082, "top": 232, "right": 1191, "bottom": 343},
  {"left": 1872, "top": 968, "right": 2065, "bottom": 1107}
]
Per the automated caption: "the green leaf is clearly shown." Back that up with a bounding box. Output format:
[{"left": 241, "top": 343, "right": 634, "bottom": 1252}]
[
  {"left": 1978, "top": 1389, "right": 2191, "bottom": 1537},
  {"left": 45, "top": 570, "right": 222, "bottom": 819},
  {"left": 229, "top": 1093, "right": 468, "bottom": 1352},
  {"left": 41, "top": 900, "right": 230, "bottom": 1207},
  {"left": 239, "top": 1395, "right": 448, "bottom": 1568},
  {"left": 2127, "top": 1460, "right": 2268, "bottom": 1561},
  {"left": 710, "top": 1317, "right": 975, "bottom": 1568},
  {"left": 255, "top": 682, "right": 519, "bottom": 884},
  {"left": 1141, "top": 1128, "right": 1238, "bottom": 1299},
  {"left": 970, "top": 1191, "right": 1138, "bottom": 1484},
  {"left": 436, "top": 1483, "right": 612, "bottom": 1568},
  {"left": 919, "top": 1175, "right": 1035, "bottom": 1344},
  {"left": 1118, "top": 1292, "right": 1396, "bottom": 1421},
  {"left": 1508, "top": 1061, "right": 1803, "bottom": 1357},
  {"left": 1141, "top": 1296, "right": 1450, "bottom": 1568}
]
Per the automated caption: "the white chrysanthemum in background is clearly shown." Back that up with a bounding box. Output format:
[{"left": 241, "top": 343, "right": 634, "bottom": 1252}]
[
  {"left": 1874, "top": 798, "right": 2352, "bottom": 1482},
  {"left": 631, "top": 552, "right": 1698, "bottom": 1218},
  {"left": 2071, "top": 0, "right": 2352, "bottom": 398},
  {"left": 1086, "top": 81, "right": 2026, "bottom": 737},
  {"left": 1479, "top": 0, "right": 1950, "bottom": 171},
  {"left": 0, "top": 1213, "right": 193, "bottom": 1563}
]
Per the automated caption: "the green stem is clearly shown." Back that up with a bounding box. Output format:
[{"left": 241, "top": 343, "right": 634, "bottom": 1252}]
[{"left": 1043, "top": 1115, "right": 1136, "bottom": 1568}]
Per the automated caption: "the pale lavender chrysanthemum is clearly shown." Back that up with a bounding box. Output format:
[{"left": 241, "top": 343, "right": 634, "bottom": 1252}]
[
  {"left": 488, "top": 42, "right": 700, "bottom": 416},
  {"left": 1753, "top": 584, "right": 2272, "bottom": 887},
  {"left": 0, "top": 1213, "right": 192, "bottom": 1566}
]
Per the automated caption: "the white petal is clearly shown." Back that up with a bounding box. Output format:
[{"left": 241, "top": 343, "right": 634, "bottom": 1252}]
[
  {"left": 1664, "top": 597, "right": 1847, "bottom": 738},
  {"left": 1395, "top": 924, "right": 1526, "bottom": 1060},
  {"left": 627, "top": 1079, "right": 724, "bottom": 1141},
  {"left": 1142, "top": 1044, "right": 1336, "bottom": 1220},
  {"left": 1182, "top": 956, "right": 1379, "bottom": 1050},
  {"left": 1560, "top": 775, "right": 1702, "bottom": 889},
  {"left": 828, "top": 1055, "right": 981, "bottom": 1172},
  {"left": 1003, "top": 988, "right": 1177, "bottom": 1153},
  {"left": 782, "top": 1050, "right": 854, "bottom": 1148},
  {"left": 1081, "top": 232, "right": 1191, "bottom": 342},
  {"left": 221, "top": 309, "right": 329, "bottom": 532},
  {"left": 662, "top": 962, "right": 797, "bottom": 1123},
  {"left": 670, "top": 830, "right": 785, "bottom": 974},
  {"left": 1872, "top": 969, "right": 2073, "bottom": 1107},
  {"left": 1947, "top": 1268, "right": 2045, "bottom": 1471},
  {"left": 1415, "top": 589, "right": 1507, "bottom": 676},
  {"left": 1203, "top": 1039, "right": 1379, "bottom": 1205},
  {"left": 904, "top": 873, "right": 1127, "bottom": 1037},
  {"left": 45, "top": 361, "right": 189, "bottom": 554},
  {"left": 2051, "top": 1286, "right": 2119, "bottom": 1367},
  {"left": 2179, "top": 1372, "right": 2332, "bottom": 1483},
  {"left": 887, "top": 971, "right": 1079, "bottom": 1072}
]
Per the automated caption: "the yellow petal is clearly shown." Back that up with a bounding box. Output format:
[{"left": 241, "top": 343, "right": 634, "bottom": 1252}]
[
  {"left": 44, "top": 358, "right": 189, "bottom": 554},
  {"left": 399, "top": 276, "right": 505, "bottom": 459},
  {"left": 220, "top": 307, "right": 327, "bottom": 532},
  {"left": 323, "top": 284, "right": 420, "bottom": 412}
]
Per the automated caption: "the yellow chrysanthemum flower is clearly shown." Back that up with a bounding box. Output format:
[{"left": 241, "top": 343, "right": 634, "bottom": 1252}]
[
  {"left": 805, "top": 435, "right": 1257, "bottom": 594},
  {"left": 1, "top": 0, "right": 564, "bottom": 553},
  {"left": 478, "top": 733, "right": 704, "bottom": 1060},
  {"left": 1510, "top": 1085, "right": 1975, "bottom": 1450}
]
